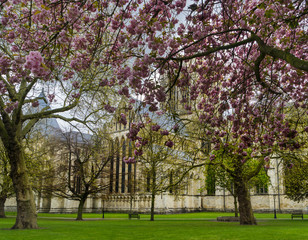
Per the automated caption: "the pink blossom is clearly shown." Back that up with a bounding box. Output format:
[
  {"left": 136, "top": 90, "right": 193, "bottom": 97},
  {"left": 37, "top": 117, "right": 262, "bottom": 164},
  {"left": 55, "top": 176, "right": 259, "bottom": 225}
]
[
  {"left": 32, "top": 101, "right": 39, "bottom": 107},
  {"left": 99, "top": 79, "right": 109, "bottom": 87},
  {"left": 151, "top": 124, "right": 160, "bottom": 131},
  {"left": 134, "top": 149, "right": 143, "bottom": 156},
  {"left": 160, "top": 130, "right": 169, "bottom": 136},
  {"left": 119, "top": 113, "right": 127, "bottom": 125},
  {"left": 72, "top": 93, "right": 80, "bottom": 98},
  {"left": 104, "top": 104, "right": 116, "bottom": 113},
  {"left": 72, "top": 81, "right": 80, "bottom": 89},
  {"left": 123, "top": 157, "right": 136, "bottom": 164},
  {"left": 165, "top": 140, "right": 174, "bottom": 148},
  {"left": 48, "top": 94, "right": 55, "bottom": 103},
  {"left": 24, "top": 51, "right": 49, "bottom": 77}
]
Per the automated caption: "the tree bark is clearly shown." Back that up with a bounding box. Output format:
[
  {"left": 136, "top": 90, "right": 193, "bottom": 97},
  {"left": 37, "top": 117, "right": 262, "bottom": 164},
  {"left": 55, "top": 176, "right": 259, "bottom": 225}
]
[
  {"left": 150, "top": 192, "right": 155, "bottom": 221},
  {"left": 0, "top": 197, "right": 6, "bottom": 218},
  {"left": 233, "top": 195, "right": 238, "bottom": 218},
  {"left": 6, "top": 138, "right": 38, "bottom": 229},
  {"left": 76, "top": 196, "right": 87, "bottom": 221},
  {"left": 235, "top": 179, "right": 256, "bottom": 225}
]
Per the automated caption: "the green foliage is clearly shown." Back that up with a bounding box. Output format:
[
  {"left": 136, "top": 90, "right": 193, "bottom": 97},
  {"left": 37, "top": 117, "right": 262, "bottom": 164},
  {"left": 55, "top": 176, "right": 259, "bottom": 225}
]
[
  {"left": 205, "top": 165, "right": 216, "bottom": 195},
  {"left": 0, "top": 141, "right": 14, "bottom": 200},
  {"left": 280, "top": 107, "right": 308, "bottom": 201},
  {"left": 211, "top": 145, "right": 270, "bottom": 195},
  {"left": 284, "top": 154, "right": 308, "bottom": 201}
]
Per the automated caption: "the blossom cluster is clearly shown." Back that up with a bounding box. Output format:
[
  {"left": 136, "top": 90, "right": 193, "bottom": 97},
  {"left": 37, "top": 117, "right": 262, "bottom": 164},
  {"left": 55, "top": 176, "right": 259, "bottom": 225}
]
[{"left": 24, "top": 51, "right": 49, "bottom": 77}]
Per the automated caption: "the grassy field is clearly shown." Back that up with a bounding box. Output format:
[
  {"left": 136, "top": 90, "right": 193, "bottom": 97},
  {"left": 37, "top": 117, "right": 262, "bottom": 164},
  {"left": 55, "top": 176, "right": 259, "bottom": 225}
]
[{"left": 1, "top": 212, "right": 307, "bottom": 240}]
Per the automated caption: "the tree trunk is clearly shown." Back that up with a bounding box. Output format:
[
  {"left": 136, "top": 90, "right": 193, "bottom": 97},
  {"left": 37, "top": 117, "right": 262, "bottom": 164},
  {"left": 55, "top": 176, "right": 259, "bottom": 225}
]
[
  {"left": 234, "top": 195, "right": 238, "bottom": 217},
  {"left": 0, "top": 197, "right": 6, "bottom": 218},
  {"left": 235, "top": 180, "right": 256, "bottom": 225},
  {"left": 7, "top": 138, "right": 38, "bottom": 229},
  {"left": 150, "top": 165, "right": 156, "bottom": 221},
  {"left": 150, "top": 191, "right": 156, "bottom": 221},
  {"left": 76, "top": 196, "right": 87, "bottom": 221}
]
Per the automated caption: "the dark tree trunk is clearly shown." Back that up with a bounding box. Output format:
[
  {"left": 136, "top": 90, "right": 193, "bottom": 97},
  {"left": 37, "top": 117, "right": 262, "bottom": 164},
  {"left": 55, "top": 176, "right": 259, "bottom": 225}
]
[
  {"left": 235, "top": 179, "right": 256, "bottom": 225},
  {"left": 7, "top": 138, "right": 38, "bottom": 229},
  {"left": 150, "top": 166, "right": 156, "bottom": 221},
  {"left": 150, "top": 192, "right": 155, "bottom": 221},
  {"left": 234, "top": 195, "right": 238, "bottom": 217},
  {"left": 0, "top": 197, "right": 6, "bottom": 218},
  {"left": 76, "top": 196, "right": 87, "bottom": 221}
]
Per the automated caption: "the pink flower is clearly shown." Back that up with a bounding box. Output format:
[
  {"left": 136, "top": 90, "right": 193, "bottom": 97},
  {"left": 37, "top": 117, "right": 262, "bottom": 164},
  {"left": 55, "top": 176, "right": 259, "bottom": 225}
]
[
  {"left": 173, "top": 124, "right": 179, "bottom": 132},
  {"left": 264, "top": 165, "right": 270, "bottom": 170},
  {"left": 123, "top": 157, "right": 136, "bottom": 164},
  {"left": 151, "top": 124, "right": 160, "bottom": 131},
  {"left": 48, "top": 94, "right": 55, "bottom": 103},
  {"left": 118, "top": 86, "right": 129, "bottom": 97},
  {"left": 119, "top": 113, "right": 127, "bottom": 125},
  {"left": 160, "top": 130, "right": 169, "bottom": 136},
  {"left": 134, "top": 149, "right": 143, "bottom": 156},
  {"left": 72, "top": 93, "right": 80, "bottom": 98},
  {"left": 165, "top": 140, "right": 174, "bottom": 148},
  {"left": 72, "top": 81, "right": 80, "bottom": 89},
  {"left": 135, "top": 141, "right": 141, "bottom": 148},
  {"left": 104, "top": 104, "right": 116, "bottom": 113},
  {"left": 99, "top": 79, "right": 109, "bottom": 87},
  {"left": 24, "top": 51, "right": 48, "bottom": 77},
  {"left": 32, "top": 101, "right": 39, "bottom": 107}
]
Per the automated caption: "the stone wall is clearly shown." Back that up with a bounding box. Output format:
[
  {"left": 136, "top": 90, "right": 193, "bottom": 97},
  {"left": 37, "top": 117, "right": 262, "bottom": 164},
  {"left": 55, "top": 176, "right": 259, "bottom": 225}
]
[{"left": 5, "top": 192, "right": 306, "bottom": 214}]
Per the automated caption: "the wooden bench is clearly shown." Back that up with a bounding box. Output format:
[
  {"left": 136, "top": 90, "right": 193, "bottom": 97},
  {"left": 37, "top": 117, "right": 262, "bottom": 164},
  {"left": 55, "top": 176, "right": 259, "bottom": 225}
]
[
  {"left": 291, "top": 211, "right": 303, "bottom": 220},
  {"left": 128, "top": 213, "right": 140, "bottom": 220}
]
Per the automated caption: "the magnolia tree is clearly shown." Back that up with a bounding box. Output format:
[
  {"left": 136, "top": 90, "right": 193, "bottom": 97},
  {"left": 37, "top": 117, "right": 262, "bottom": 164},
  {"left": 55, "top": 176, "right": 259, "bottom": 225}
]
[
  {"left": 0, "top": 0, "right": 135, "bottom": 229},
  {"left": 108, "top": 0, "right": 307, "bottom": 225},
  {"left": 1, "top": 0, "right": 307, "bottom": 228}
]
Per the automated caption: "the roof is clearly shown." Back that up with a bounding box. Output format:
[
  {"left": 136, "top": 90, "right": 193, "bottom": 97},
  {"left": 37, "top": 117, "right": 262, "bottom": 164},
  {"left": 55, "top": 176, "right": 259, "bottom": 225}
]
[
  {"left": 28, "top": 90, "right": 93, "bottom": 143},
  {"left": 28, "top": 90, "right": 62, "bottom": 138}
]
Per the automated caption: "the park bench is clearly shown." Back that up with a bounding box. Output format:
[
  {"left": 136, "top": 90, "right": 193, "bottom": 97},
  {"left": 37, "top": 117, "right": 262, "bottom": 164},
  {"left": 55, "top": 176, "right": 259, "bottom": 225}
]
[
  {"left": 128, "top": 212, "right": 140, "bottom": 220},
  {"left": 291, "top": 211, "right": 303, "bottom": 220}
]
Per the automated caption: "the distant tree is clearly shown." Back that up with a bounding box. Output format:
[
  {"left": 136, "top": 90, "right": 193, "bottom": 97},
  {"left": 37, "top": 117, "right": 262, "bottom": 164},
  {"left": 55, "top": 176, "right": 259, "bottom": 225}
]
[
  {"left": 280, "top": 108, "right": 308, "bottom": 202},
  {"left": 47, "top": 131, "right": 111, "bottom": 220},
  {"left": 0, "top": 141, "right": 14, "bottom": 218},
  {"left": 126, "top": 113, "right": 196, "bottom": 221}
]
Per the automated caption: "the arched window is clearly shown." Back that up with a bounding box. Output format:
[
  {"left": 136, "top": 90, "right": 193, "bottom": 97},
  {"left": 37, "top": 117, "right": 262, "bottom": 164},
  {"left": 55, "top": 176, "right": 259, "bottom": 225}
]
[
  {"left": 121, "top": 139, "right": 126, "bottom": 193},
  {"left": 128, "top": 141, "right": 132, "bottom": 193},
  {"left": 115, "top": 138, "right": 120, "bottom": 193},
  {"left": 206, "top": 165, "right": 216, "bottom": 196},
  {"left": 109, "top": 141, "right": 114, "bottom": 193}
]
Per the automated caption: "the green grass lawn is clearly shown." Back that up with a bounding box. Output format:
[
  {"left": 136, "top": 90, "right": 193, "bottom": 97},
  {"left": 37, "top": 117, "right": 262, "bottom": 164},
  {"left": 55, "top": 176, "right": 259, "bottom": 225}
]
[{"left": 1, "top": 212, "right": 307, "bottom": 240}]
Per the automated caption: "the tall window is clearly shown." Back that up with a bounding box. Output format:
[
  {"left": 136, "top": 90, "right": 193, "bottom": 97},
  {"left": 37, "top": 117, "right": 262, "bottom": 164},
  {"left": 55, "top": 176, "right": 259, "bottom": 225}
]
[
  {"left": 128, "top": 141, "right": 132, "bottom": 193},
  {"left": 121, "top": 140, "right": 126, "bottom": 193},
  {"left": 109, "top": 141, "right": 114, "bottom": 193},
  {"left": 115, "top": 138, "right": 120, "bottom": 193},
  {"left": 206, "top": 165, "right": 216, "bottom": 195}
]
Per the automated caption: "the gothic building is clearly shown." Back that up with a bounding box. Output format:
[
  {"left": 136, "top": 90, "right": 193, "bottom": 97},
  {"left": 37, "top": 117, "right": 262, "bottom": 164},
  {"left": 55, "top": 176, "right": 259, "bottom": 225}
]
[{"left": 4, "top": 92, "right": 308, "bottom": 214}]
